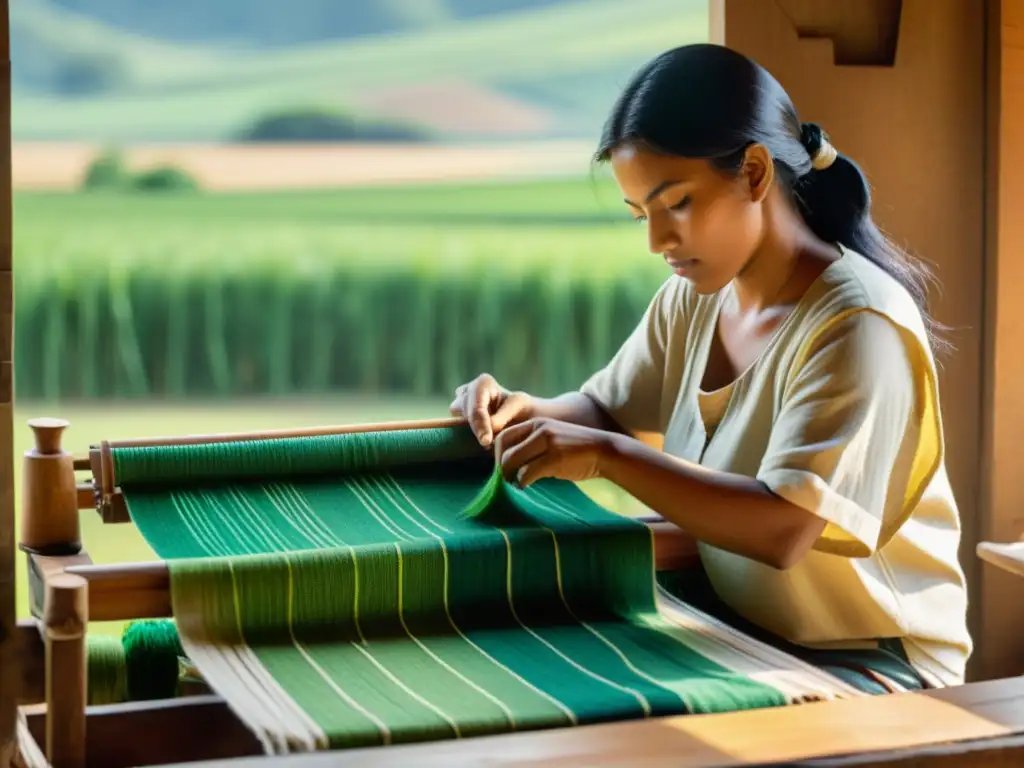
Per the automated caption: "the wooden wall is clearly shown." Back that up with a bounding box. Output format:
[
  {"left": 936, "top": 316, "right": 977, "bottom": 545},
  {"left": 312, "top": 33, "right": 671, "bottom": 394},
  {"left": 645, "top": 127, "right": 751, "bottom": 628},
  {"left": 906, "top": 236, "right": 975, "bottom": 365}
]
[
  {"left": 0, "top": 0, "right": 14, "bottom": 762},
  {"left": 712, "top": 0, "right": 1017, "bottom": 680},
  {"left": 979, "top": 0, "right": 1024, "bottom": 682}
]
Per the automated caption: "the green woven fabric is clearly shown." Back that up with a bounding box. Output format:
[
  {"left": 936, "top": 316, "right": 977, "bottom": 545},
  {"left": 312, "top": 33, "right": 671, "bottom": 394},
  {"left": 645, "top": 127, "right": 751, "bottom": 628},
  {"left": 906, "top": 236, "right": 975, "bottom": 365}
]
[{"left": 113, "top": 426, "right": 852, "bottom": 753}]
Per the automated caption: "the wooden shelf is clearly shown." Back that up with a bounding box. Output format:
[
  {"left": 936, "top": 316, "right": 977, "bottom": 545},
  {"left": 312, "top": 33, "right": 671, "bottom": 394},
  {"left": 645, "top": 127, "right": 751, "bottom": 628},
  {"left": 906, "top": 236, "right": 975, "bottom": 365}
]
[{"left": 977, "top": 541, "right": 1024, "bottom": 579}]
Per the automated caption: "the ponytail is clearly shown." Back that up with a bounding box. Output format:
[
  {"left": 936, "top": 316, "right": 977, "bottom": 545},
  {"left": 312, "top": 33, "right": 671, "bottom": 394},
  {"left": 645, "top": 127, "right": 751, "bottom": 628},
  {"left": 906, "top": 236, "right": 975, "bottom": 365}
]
[{"left": 791, "top": 124, "right": 948, "bottom": 354}]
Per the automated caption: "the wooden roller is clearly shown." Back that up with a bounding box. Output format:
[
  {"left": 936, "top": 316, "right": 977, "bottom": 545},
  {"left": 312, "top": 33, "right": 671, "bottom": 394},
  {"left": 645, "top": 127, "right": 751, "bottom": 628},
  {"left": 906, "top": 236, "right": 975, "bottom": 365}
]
[{"left": 49, "top": 519, "right": 694, "bottom": 622}]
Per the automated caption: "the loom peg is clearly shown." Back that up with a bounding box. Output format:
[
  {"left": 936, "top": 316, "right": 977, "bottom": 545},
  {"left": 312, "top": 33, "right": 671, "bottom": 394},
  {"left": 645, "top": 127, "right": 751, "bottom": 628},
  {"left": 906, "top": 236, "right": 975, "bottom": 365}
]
[
  {"left": 75, "top": 482, "right": 95, "bottom": 510},
  {"left": 20, "top": 418, "right": 81, "bottom": 557},
  {"left": 43, "top": 573, "right": 88, "bottom": 768}
]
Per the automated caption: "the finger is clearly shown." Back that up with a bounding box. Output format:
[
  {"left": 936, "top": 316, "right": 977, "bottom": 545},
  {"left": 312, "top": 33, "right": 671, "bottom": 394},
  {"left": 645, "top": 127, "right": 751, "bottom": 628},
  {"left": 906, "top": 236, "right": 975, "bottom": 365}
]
[
  {"left": 492, "top": 418, "right": 537, "bottom": 456},
  {"left": 497, "top": 423, "right": 550, "bottom": 483},
  {"left": 515, "top": 454, "right": 557, "bottom": 488},
  {"left": 449, "top": 383, "right": 470, "bottom": 416},
  {"left": 469, "top": 377, "right": 500, "bottom": 447},
  {"left": 490, "top": 392, "right": 531, "bottom": 434}
]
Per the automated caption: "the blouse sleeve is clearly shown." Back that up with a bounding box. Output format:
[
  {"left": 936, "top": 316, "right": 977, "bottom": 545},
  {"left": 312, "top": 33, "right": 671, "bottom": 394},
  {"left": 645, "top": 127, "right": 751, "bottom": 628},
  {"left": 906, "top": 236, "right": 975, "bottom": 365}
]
[
  {"left": 578, "top": 281, "right": 677, "bottom": 436},
  {"left": 756, "top": 309, "right": 940, "bottom": 558}
]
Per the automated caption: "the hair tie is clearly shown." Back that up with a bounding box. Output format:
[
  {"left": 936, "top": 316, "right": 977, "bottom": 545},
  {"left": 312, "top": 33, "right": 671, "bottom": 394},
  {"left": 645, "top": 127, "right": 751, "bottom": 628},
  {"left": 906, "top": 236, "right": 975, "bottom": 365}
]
[{"left": 800, "top": 122, "right": 838, "bottom": 171}]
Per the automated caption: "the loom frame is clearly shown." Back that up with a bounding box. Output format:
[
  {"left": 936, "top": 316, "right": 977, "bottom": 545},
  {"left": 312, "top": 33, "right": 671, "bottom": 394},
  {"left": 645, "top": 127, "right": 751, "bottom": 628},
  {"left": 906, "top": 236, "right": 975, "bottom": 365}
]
[
  {"left": 17, "top": 415, "right": 702, "bottom": 763},
  {"left": 10, "top": 414, "right": 1024, "bottom": 767}
]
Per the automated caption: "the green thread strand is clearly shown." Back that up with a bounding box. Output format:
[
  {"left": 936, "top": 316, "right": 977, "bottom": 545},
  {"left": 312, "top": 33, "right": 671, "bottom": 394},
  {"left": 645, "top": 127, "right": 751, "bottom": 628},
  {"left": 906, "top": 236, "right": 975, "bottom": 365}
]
[
  {"left": 123, "top": 619, "right": 185, "bottom": 701},
  {"left": 111, "top": 425, "right": 484, "bottom": 487},
  {"left": 86, "top": 620, "right": 185, "bottom": 704},
  {"left": 86, "top": 635, "right": 127, "bottom": 705}
]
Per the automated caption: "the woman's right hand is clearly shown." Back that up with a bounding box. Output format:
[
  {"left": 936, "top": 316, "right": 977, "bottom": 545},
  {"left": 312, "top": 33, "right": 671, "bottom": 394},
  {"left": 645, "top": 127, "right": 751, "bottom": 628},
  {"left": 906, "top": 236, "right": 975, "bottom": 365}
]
[{"left": 449, "top": 374, "right": 535, "bottom": 447}]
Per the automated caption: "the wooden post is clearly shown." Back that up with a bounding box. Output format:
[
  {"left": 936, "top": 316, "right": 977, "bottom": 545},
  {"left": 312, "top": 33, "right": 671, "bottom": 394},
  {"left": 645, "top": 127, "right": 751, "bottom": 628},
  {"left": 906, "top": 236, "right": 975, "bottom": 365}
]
[
  {"left": 20, "top": 419, "right": 80, "bottom": 556},
  {"left": 977, "top": 0, "right": 1024, "bottom": 681},
  {"left": 712, "top": 0, "right": 990, "bottom": 679},
  {"left": 43, "top": 574, "right": 87, "bottom": 768},
  {"left": 0, "top": 0, "right": 16, "bottom": 764}
]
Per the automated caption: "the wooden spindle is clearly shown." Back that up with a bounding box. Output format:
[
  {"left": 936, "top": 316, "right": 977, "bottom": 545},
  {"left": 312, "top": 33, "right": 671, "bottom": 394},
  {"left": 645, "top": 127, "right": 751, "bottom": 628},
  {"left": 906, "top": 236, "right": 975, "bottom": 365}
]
[
  {"left": 20, "top": 418, "right": 80, "bottom": 556},
  {"left": 43, "top": 573, "right": 87, "bottom": 768}
]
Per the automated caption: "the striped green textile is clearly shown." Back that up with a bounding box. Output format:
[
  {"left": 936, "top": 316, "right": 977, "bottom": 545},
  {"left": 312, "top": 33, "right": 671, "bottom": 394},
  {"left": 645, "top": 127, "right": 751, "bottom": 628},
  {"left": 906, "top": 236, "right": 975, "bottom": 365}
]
[{"left": 113, "top": 426, "right": 859, "bottom": 754}]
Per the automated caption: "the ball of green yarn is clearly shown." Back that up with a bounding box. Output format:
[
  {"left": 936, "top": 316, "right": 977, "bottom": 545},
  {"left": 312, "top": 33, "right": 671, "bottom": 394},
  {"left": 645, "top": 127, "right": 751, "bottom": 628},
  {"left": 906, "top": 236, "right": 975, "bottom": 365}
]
[
  {"left": 86, "top": 634, "right": 127, "bottom": 705},
  {"left": 122, "top": 619, "right": 184, "bottom": 701}
]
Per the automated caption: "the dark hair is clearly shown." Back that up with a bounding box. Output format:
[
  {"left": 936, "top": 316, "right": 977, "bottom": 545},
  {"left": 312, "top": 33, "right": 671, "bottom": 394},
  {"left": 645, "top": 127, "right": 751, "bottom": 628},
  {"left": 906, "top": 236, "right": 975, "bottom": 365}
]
[{"left": 595, "top": 43, "right": 946, "bottom": 354}]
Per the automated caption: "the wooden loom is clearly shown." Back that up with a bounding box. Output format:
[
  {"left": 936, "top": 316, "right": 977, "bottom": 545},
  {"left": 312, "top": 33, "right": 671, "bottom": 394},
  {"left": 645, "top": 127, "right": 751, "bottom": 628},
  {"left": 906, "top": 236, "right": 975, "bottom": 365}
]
[
  {"left": 7, "top": 414, "right": 1024, "bottom": 768},
  {"left": 8, "top": 2, "right": 1024, "bottom": 767}
]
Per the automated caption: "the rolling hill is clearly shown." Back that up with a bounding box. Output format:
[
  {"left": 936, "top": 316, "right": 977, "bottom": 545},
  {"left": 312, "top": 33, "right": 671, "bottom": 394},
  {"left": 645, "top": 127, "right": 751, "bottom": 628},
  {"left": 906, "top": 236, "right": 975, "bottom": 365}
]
[
  {"left": 46, "top": 0, "right": 567, "bottom": 46},
  {"left": 10, "top": 0, "right": 709, "bottom": 142}
]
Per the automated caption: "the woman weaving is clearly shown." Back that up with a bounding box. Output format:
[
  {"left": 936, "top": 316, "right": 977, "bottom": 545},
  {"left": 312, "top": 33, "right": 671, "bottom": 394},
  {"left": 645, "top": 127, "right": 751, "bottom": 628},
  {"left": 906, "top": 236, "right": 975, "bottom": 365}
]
[{"left": 451, "top": 44, "right": 971, "bottom": 694}]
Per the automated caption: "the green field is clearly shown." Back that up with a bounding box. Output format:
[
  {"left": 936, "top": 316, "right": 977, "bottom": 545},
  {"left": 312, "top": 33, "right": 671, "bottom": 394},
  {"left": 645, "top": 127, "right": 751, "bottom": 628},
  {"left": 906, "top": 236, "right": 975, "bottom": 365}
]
[
  {"left": 14, "top": 177, "right": 666, "bottom": 402},
  {"left": 13, "top": 0, "right": 708, "bottom": 141},
  {"left": 12, "top": 396, "right": 650, "bottom": 630}
]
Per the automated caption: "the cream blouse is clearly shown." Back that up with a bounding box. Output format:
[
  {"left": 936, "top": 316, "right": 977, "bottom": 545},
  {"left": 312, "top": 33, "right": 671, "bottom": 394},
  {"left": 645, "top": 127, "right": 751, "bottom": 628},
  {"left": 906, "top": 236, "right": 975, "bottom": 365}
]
[{"left": 580, "top": 247, "right": 972, "bottom": 687}]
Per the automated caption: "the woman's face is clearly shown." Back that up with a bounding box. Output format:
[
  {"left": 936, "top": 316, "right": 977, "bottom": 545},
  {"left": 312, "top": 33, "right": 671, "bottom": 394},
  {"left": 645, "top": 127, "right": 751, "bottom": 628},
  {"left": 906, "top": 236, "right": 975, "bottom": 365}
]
[{"left": 609, "top": 142, "right": 771, "bottom": 294}]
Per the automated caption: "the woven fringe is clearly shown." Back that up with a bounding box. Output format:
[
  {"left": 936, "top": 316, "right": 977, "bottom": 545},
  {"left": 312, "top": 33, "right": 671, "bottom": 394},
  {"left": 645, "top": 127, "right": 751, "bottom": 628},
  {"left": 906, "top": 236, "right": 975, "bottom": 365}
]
[
  {"left": 653, "top": 586, "right": 864, "bottom": 703},
  {"left": 176, "top": 588, "right": 866, "bottom": 754},
  {"left": 14, "top": 712, "right": 49, "bottom": 768},
  {"left": 173, "top": 584, "right": 326, "bottom": 754}
]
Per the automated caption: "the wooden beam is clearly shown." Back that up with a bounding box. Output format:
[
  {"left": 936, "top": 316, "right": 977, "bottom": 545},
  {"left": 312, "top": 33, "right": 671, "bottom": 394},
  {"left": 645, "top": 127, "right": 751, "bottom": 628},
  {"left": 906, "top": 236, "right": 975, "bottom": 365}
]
[
  {"left": 21, "top": 696, "right": 262, "bottom": 768},
  {"left": 26, "top": 551, "right": 94, "bottom": 619},
  {"left": 788, "top": 732, "right": 1024, "bottom": 766},
  {"left": 977, "top": 540, "right": 1024, "bottom": 579},
  {"left": 0, "top": 0, "right": 15, "bottom": 763},
  {"left": 19, "top": 519, "right": 697, "bottom": 628},
  {"left": 105, "top": 678, "right": 1024, "bottom": 768},
  {"left": 41, "top": 521, "right": 696, "bottom": 623},
  {"left": 774, "top": 0, "right": 904, "bottom": 66}
]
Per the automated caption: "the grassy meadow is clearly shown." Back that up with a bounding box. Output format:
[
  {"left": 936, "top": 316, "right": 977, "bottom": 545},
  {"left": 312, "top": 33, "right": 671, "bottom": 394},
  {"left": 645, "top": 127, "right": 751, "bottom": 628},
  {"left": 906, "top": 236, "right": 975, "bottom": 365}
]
[{"left": 14, "top": 177, "right": 666, "bottom": 402}]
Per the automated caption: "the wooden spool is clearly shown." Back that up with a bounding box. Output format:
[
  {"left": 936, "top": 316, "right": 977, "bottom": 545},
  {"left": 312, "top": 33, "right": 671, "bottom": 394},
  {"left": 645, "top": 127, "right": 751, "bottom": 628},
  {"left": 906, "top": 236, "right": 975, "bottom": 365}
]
[{"left": 20, "top": 418, "right": 81, "bottom": 556}]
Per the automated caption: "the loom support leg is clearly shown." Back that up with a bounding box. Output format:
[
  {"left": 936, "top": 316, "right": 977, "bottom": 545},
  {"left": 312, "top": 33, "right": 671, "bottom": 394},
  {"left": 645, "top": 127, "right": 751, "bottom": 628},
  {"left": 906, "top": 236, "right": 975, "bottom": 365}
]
[{"left": 43, "top": 573, "right": 87, "bottom": 768}]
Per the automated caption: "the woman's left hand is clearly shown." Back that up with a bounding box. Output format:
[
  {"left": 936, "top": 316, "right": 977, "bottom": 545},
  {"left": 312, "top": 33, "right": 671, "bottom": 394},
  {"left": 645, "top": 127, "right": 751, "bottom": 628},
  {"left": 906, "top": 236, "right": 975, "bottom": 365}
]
[{"left": 493, "top": 418, "right": 618, "bottom": 488}]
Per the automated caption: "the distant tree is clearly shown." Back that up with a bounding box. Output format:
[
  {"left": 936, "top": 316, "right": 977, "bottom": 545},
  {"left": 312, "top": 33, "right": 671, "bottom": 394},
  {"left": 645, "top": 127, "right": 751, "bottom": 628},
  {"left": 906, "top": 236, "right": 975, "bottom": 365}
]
[
  {"left": 235, "top": 106, "right": 429, "bottom": 143},
  {"left": 81, "top": 148, "right": 129, "bottom": 190},
  {"left": 80, "top": 149, "right": 200, "bottom": 193},
  {"left": 131, "top": 166, "right": 200, "bottom": 193}
]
